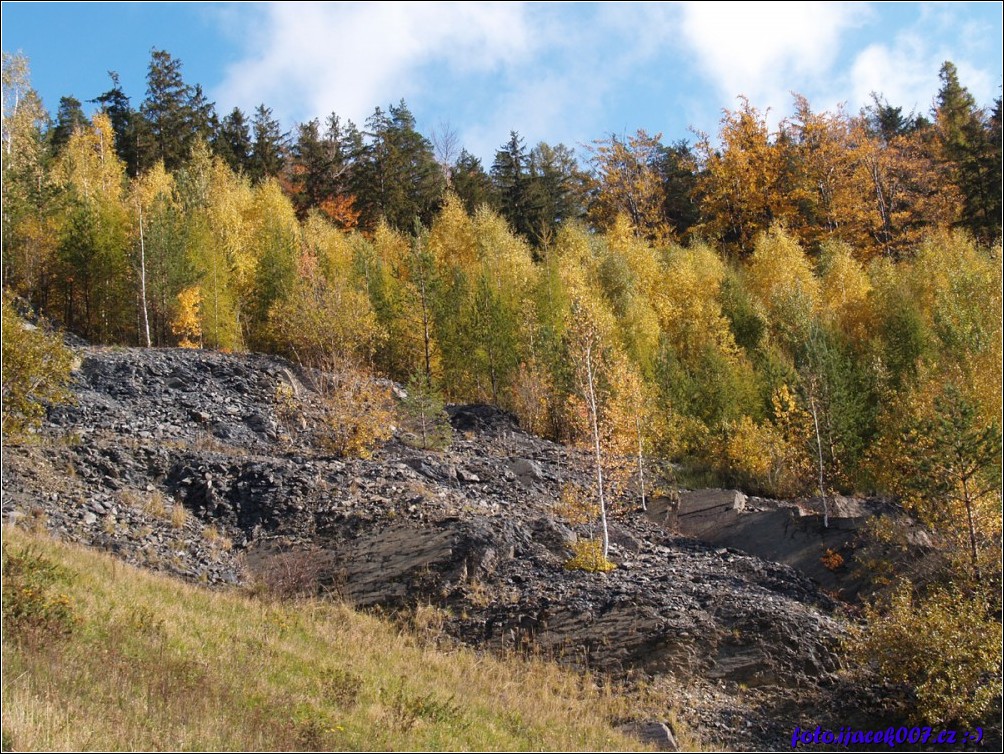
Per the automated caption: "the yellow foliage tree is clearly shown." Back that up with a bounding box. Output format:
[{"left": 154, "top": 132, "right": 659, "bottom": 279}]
[
  {"left": 744, "top": 224, "right": 820, "bottom": 352},
  {"left": 605, "top": 353, "right": 661, "bottom": 510},
  {"left": 508, "top": 357, "right": 555, "bottom": 438},
  {"left": 587, "top": 130, "right": 670, "bottom": 243},
  {"left": 427, "top": 192, "right": 477, "bottom": 271},
  {"left": 266, "top": 275, "right": 383, "bottom": 367},
  {"left": 314, "top": 358, "right": 395, "bottom": 459},
  {"left": 171, "top": 285, "right": 202, "bottom": 348},
  {"left": 654, "top": 243, "right": 737, "bottom": 363},
  {"left": 1, "top": 296, "right": 74, "bottom": 438},
  {"left": 695, "top": 99, "right": 790, "bottom": 257},
  {"left": 720, "top": 385, "right": 813, "bottom": 498},
  {"left": 564, "top": 298, "right": 620, "bottom": 565},
  {"left": 818, "top": 241, "right": 874, "bottom": 345},
  {"left": 53, "top": 113, "right": 133, "bottom": 342},
  {"left": 845, "top": 119, "right": 961, "bottom": 259}
]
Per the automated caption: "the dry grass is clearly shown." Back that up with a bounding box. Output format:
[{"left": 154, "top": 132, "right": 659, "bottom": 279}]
[
  {"left": 201, "top": 524, "right": 232, "bottom": 551},
  {"left": 1, "top": 527, "right": 653, "bottom": 751},
  {"left": 169, "top": 503, "right": 188, "bottom": 530}
]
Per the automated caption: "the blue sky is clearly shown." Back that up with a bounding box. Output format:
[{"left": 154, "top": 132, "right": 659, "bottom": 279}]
[{"left": 3, "top": 2, "right": 1001, "bottom": 162}]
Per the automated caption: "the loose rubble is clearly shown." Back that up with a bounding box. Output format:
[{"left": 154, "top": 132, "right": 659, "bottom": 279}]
[{"left": 1, "top": 345, "right": 901, "bottom": 750}]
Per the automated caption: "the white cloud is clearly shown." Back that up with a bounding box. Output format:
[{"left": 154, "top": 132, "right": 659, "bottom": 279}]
[
  {"left": 215, "top": 2, "right": 535, "bottom": 126},
  {"left": 678, "top": 1, "right": 865, "bottom": 111},
  {"left": 850, "top": 31, "right": 999, "bottom": 118},
  {"left": 850, "top": 35, "right": 938, "bottom": 115},
  {"left": 213, "top": 1, "right": 693, "bottom": 160},
  {"left": 211, "top": 1, "right": 1001, "bottom": 162}
]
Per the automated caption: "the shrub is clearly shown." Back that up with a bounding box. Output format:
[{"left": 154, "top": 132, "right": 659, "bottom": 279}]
[
  {"left": 1, "top": 296, "right": 74, "bottom": 438},
  {"left": 820, "top": 548, "right": 844, "bottom": 571},
  {"left": 250, "top": 546, "right": 338, "bottom": 601},
  {"left": 564, "top": 540, "right": 616, "bottom": 573},
  {"left": 847, "top": 579, "right": 1002, "bottom": 726},
  {"left": 1, "top": 544, "right": 77, "bottom": 645},
  {"left": 315, "top": 358, "right": 394, "bottom": 458}
]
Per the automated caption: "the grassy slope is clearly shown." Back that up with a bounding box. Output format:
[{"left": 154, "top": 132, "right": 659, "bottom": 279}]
[{"left": 1, "top": 526, "right": 650, "bottom": 751}]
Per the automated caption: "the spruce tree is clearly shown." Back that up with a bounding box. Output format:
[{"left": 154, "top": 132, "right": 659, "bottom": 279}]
[{"left": 401, "top": 371, "right": 453, "bottom": 451}]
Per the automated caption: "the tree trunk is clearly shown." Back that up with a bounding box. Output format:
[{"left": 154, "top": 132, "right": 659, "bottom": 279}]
[
  {"left": 962, "top": 475, "right": 981, "bottom": 582},
  {"left": 636, "top": 413, "right": 646, "bottom": 512},
  {"left": 138, "top": 205, "right": 152, "bottom": 348},
  {"left": 584, "top": 341, "right": 610, "bottom": 560},
  {"left": 808, "top": 392, "right": 828, "bottom": 528}
]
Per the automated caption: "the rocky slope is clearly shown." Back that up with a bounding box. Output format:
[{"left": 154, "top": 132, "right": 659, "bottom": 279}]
[{"left": 3, "top": 345, "right": 887, "bottom": 750}]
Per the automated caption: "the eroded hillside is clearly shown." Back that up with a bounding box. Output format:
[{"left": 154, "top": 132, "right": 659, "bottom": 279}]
[{"left": 2, "top": 345, "right": 910, "bottom": 750}]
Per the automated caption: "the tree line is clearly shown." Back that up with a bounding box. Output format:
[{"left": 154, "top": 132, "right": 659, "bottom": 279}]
[
  {"left": 3, "top": 45, "right": 999, "bottom": 495},
  {"left": 5, "top": 50, "right": 1000, "bottom": 253}
]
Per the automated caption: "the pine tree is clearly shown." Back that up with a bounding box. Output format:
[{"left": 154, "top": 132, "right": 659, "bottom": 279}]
[
  {"left": 907, "top": 385, "right": 1000, "bottom": 581},
  {"left": 49, "top": 96, "right": 89, "bottom": 156},
  {"left": 491, "top": 131, "right": 540, "bottom": 242},
  {"left": 288, "top": 118, "right": 337, "bottom": 217},
  {"left": 354, "top": 101, "right": 444, "bottom": 231},
  {"left": 451, "top": 149, "right": 497, "bottom": 215},
  {"left": 934, "top": 61, "right": 1001, "bottom": 241},
  {"left": 91, "top": 71, "right": 139, "bottom": 176},
  {"left": 400, "top": 371, "right": 453, "bottom": 451},
  {"left": 527, "top": 141, "right": 587, "bottom": 249},
  {"left": 214, "top": 107, "right": 253, "bottom": 175},
  {"left": 249, "top": 104, "right": 286, "bottom": 182},
  {"left": 140, "top": 49, "right": 192, "bottom": 171}
]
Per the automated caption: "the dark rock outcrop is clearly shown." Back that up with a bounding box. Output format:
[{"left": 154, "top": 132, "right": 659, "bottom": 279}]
[{"left": 2, "top": 345, "right": 876, "bottom": 750}]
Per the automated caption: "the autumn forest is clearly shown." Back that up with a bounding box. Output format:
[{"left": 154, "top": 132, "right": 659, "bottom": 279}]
[{"left": 2, "top": 49, "right": 1002, "bottom": 717}]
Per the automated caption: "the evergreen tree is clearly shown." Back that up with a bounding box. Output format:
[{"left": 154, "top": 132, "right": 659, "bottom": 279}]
[
  {"left": 92, "top": 71, "right": 139, "bottom": 176},
  {"left": 903, "top": 385, "right": 1001, "bottom": 582},
  {"left": 934, "top": 61, "right": 1001, "bottom": 241},
  {"left": 400, "top": 371, "right": 453, "bottom": 451},
  {"left": 213, "top": 107, "right": 252, "bottom": 175},
  {"left": 49, "top": 96, "right": 89, "bottom": 156},
  {"left": 491, "top": 131, "right": 539, "bottom": 241},
  {"left": 354, "top": 101, "right": 444, "bottom": 231},
  {"left": 864, "top": 93, "right": 924, "bottom": 143},
  {"left": 289, "top": 118, "right": 334, "bottom": 217},
  {"left": 656, "top": 140, "right": 699, "bottom": 238},
  {"left": 527, "top": 141, "right": 587, "bottom": 249},
  {"left": 249, "top": 104, "right": 286, "bottom": 182},
  {"left": 450, "top": 149, "right": 496, "bottom": 215},
  {"left": 140, "top": 49, "right": 192, "bottom": 171},
  {"left": 187, "top": 84, "right": 217, "bottom": 146},
  {"left": 317, "top": 113, "right": 363, "bottom": 227}
]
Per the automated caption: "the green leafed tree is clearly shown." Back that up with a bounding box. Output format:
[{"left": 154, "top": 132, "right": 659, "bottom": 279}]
[
  {"left": 49, "top": 95, "right": 89, "bottom": 157},
  {"left": 450, "top": 148, "right": 497, "bottom": 215},
  {"left": 140, "top": 49, "right": 194, "bottom": 171},
  {"left": 2, "top": 52, "right": 60, "bottom": 305},
  {"left": 903, "top": 385, "right": 1001, "bottom": 582},
  {"left": 91, "top": 71, "right": 138, "bottom": 175},
  {"left": 354, "top": 101, "right": 445, "bottom": 232},
  {"left": 849, "top": 579, "right": 1002, "bottom": 727}
]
